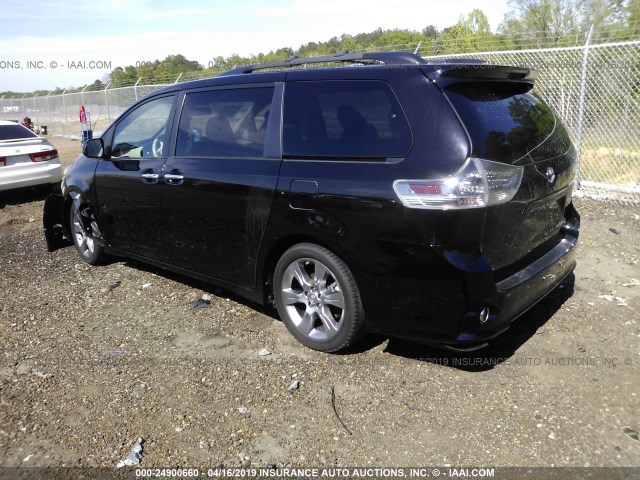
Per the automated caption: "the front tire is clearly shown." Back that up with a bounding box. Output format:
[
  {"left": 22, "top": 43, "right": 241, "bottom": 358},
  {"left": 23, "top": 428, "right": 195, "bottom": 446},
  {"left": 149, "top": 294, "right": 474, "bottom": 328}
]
[
  {"left": 69, "top": 195, "right": 105, "bottom": 265},
  {"left": 274, "top": 243, "right": 364, "bottom": 352}
]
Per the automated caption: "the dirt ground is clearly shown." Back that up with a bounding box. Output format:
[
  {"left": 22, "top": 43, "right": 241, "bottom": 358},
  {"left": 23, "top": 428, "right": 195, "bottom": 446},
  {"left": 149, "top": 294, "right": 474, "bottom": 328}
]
[{"left": 1, "top": 137, "right": 639, "bottom": 473}]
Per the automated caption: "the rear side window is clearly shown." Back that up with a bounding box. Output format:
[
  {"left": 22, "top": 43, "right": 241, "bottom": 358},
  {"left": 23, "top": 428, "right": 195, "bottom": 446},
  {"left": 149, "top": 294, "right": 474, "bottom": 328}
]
[
  {"left": 0, "top": 124, "right": 37, "bottom": 141},
  {"left": 445, "top": 82, "right": 571, "bottom": 163},
  {"left": 176, "top": 87, "right": 274, "bottom": 158},
  {"left": 283, "top": 80, "right": 412, "bottom": 158}
]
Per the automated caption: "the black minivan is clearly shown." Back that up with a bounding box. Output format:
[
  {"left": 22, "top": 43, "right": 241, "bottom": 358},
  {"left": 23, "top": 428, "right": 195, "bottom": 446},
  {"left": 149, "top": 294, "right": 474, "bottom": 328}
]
[{"left": 44, "top": 51, "right": 579, "bottom": 352}]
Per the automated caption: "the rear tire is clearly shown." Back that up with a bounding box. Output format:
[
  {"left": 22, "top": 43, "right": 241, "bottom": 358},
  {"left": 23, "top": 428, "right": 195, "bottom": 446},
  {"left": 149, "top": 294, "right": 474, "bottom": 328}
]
[
  {"left": 274, "top": 243, "right": 365, "bottom": 352},
  {"left": 69, "top": 195, "right": 106, "bottom": 265}
]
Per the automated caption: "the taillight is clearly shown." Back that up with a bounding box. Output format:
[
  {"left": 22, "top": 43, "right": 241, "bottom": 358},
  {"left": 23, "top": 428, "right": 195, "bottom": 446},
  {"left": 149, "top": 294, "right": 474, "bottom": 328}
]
[
  {"left": 30, "top": 149, "right": 58, "bottom": 162},
  {"left": 393, "top": 158, "right": 523, "bottom": 210},
  {"left": 0, "top": 157, "right": 5, "bottom": 166}
]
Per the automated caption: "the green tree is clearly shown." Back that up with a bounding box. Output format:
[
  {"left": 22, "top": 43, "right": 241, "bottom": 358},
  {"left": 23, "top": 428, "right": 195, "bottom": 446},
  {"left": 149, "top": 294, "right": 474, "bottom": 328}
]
[
  {"left": 437, "top": 9, "right": 494, "bottom": 53},
  {"left": 376, "top": 29, "right": 425, "bottom": 50},
  {"left": 109, "top": 65, "right": 138, "bottom": 86},
  {"left": 497, "top": 0, "right": 632, "bottom": 47},
  {"left": 341, "top": 34, "right": 366, "bottom": 52},
  {"left": 88, "top": 79, "right": 104, "bottom": 91},
  {"left": 624, "top": 0, "right": 640, "bottom": 35},
  {"left": 422, "top": 25, "right": 439, "bottom": 38}
]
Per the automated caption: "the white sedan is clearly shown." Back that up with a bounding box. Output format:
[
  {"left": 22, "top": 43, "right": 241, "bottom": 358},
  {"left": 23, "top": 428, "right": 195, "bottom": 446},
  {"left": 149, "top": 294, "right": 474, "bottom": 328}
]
[{"left": 0, "top": 120, "right": 62, "bottom": 192}]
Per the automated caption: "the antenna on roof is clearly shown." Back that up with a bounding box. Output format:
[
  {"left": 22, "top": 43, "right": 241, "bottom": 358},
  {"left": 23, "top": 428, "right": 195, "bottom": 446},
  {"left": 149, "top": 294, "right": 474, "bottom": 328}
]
[{"left": 414, "top": 41, "right": 422, "bottom": 55}]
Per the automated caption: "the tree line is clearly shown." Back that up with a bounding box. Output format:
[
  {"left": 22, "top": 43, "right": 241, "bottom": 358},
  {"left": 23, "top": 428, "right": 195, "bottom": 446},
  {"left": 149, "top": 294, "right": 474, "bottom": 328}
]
[{"left": 3, "top": 0, "right": 639, "bottom": 96}]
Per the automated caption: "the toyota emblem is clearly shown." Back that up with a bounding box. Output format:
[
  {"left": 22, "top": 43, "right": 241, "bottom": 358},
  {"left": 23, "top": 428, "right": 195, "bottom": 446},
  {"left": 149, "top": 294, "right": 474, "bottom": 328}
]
[{"left": 546, "top": 166, "right": 556, "bottom": 184}]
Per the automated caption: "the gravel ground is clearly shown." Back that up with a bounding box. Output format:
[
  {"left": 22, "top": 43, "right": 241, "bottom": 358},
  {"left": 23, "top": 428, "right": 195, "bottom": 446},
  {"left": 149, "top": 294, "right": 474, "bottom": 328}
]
[{"left": 1, "top": 137, "right": 639, "bottom": 470}]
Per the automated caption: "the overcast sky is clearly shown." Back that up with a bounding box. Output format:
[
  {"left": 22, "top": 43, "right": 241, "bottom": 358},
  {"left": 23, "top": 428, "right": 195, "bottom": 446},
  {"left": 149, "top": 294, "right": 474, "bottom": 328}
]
[{"left": 0, "top": 0, "right": 510, "bottom": 92}]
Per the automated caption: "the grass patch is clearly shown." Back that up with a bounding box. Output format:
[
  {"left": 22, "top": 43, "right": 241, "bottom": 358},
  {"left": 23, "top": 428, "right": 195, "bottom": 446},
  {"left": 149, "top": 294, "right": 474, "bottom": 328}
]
[{"left": 579, "top": 147, "right": 640, "bottom": 186}]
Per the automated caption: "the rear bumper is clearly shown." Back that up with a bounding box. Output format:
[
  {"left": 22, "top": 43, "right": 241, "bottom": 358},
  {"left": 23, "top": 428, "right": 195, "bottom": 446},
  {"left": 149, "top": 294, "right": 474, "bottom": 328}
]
[
  {"left": 361, "top": 203, "right": 580, "bottom": 348},
  {"left": 453, "top": 234, "right": 577, "bottom": 346},
  {"left": 0, "top": 160, "right": 62, "bottom": 191},
  {"left": 453, "top": 203, "right": 579, "bottom": 345}
]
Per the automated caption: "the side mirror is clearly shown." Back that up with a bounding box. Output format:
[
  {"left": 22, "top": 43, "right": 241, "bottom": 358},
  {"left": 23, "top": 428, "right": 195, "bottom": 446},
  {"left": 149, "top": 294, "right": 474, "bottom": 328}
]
[{"left": 83, "top": 138, "right": 105, "bottom": 159}]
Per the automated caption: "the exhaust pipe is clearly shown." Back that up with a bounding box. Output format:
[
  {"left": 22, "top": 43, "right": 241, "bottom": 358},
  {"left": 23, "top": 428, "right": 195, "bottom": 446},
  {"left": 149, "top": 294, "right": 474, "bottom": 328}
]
[{"left": 479, "top": 307, "right": 491, "bottom": 324}]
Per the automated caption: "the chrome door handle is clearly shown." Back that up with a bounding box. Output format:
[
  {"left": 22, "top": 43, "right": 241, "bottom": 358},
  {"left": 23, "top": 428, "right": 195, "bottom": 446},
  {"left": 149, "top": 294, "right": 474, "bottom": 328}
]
[
  {"left": 163, "top": 169, "right": 184, "bottom": 185},
  {"left": 163, "top": 173, "right": 183, "bottom": 181},
  {"left": 141, "top": 169, "right": 160, "bottom": 184}
]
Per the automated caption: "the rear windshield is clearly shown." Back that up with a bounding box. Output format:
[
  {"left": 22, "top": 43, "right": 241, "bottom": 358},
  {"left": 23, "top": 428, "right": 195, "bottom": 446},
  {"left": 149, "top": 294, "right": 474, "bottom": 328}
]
[
  {"left": 0, "top": 123, "right": 37, "bottom": 141},
  {"left": 445, "top": 82, "right": 571, "bottom": 163}
]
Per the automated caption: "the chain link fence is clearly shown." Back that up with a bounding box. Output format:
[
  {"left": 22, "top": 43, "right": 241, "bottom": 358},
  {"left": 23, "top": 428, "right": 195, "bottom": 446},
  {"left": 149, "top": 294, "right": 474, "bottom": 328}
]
[
  {"left": 2, "top": 41, "right": 639, "bottom": 204},
  {"left": 426, "top": 40, "right": 640, "bottom": 204},
  {"left": 0, "top": 83, "right": 168, "bottom": 139}
]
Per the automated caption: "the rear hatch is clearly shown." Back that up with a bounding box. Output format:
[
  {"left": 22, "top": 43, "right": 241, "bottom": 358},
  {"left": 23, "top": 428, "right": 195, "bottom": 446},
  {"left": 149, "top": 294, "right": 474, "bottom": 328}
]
[
  {"left": 426, "top": 64, "right": 577, "bottom": 271},
  {"left": 0, "top": 139, "right": 48, "bottom": 163}
]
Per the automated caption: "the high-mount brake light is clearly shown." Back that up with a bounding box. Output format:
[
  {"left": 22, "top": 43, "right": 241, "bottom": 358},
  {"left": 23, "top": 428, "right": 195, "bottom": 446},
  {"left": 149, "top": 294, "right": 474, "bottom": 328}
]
[{"left": 393, "top": 158, "right": 523, "bottom": 210}]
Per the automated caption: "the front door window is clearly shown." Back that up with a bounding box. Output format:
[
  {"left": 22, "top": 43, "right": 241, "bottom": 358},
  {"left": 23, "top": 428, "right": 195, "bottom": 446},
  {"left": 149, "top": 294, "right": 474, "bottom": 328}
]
[{"left": 111, "top": 96, "right": 175, "bottom": 159}]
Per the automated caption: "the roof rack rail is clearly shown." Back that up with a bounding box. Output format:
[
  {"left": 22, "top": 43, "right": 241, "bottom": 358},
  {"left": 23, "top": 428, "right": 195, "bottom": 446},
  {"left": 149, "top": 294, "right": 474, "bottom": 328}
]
[{"left": 219, "top": 51, "right": 427, "bottom": 76}]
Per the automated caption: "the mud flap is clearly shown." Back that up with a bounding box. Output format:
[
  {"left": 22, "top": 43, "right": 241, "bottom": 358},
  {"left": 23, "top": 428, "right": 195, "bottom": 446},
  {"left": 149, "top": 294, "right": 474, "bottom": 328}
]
[{"left": 43, "top": 193, "right": 72, "bottom": 252}]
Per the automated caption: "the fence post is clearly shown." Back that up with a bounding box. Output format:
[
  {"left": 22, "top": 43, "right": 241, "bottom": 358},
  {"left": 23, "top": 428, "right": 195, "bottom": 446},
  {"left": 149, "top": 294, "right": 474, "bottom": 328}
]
[
  {"left": 21, "top": 94, "right": 27, "bottom": 121},
  {"left": 81, "top": 85, "right": 88, "bottom": 107},
  {"left": 62, "top": 89, "right": 68, "bottom": 137},
  {"left": 575, "top": 24, "right": 594, "bottom": 189},
  {"left": 104, "top": 82, "right": 111, "bottom": 123},
  {"left": 46, "top": 92, "right": 52, "bottom": 134},
  {"left": 134, "top": 77, "right": 141, "bottom": 101},
  {"left": 33, "top": 94, "right": 38, "bottom": 129}
]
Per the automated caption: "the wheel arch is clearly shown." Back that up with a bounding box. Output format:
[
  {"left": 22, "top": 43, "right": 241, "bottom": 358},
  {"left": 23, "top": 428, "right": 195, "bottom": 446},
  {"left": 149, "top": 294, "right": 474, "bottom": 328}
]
[
  {"left": 65, "top": 189, "right": 106, "bottom": 246},
  {"left": 259, "top": 235, "right": 352, "bottom": 304},
  {"left": 60, "top": 192, "right": 76, "bottom": 240},
  {"left": 268, "top": 239, "right": 366, "bottom": 352}
]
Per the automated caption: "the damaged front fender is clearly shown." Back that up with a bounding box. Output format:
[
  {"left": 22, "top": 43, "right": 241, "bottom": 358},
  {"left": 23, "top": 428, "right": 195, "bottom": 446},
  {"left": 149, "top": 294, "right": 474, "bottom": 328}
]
[{"left": 43, "top": 193, "right": 72, "bottom": 252}]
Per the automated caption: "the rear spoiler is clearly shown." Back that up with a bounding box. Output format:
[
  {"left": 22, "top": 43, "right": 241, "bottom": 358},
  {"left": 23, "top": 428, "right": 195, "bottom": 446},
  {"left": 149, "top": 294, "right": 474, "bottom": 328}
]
[{"left": 422, "top": 62, "right": 537, "bottom": 87}]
